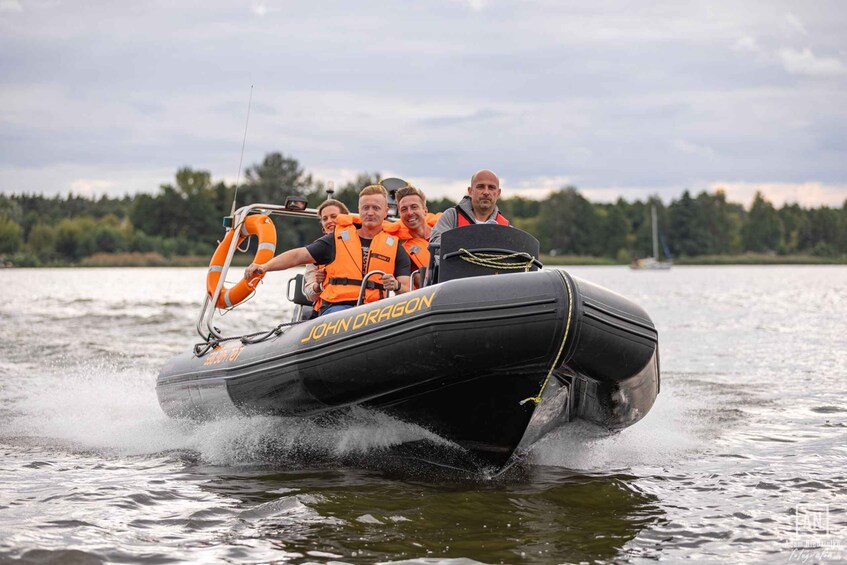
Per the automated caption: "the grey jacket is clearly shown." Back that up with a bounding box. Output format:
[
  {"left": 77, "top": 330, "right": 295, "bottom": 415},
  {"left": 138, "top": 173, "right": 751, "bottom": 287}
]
[{"left": 428, "top": 196, "right": 505, "bottom": 250}]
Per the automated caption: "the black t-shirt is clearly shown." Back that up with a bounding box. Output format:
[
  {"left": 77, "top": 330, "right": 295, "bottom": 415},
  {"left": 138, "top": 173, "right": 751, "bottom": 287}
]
[{"left": 305, "top": 233, "right": 412, "bottom": 277}]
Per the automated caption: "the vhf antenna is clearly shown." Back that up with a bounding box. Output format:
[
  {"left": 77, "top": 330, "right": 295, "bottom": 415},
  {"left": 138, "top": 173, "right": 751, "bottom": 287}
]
[{"left": 230, "top": 85, "right": 254, "bottom": 217}]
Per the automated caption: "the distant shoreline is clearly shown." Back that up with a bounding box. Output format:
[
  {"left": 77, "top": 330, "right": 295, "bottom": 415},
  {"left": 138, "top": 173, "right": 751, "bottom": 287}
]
[{"left": 3, "top": 251, "right": 845, "bottom": 268}]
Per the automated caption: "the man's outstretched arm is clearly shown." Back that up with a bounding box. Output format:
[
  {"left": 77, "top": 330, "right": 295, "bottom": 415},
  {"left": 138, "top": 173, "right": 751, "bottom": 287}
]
[{"left": 244, "top": 247, "right": 315, "bottom": 280}]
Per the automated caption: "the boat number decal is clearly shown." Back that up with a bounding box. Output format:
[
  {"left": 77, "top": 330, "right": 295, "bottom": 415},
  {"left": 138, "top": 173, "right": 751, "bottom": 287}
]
[
  {"left": 202, "top": 344, "right": 245, "bottom": 365},
  {"left": 301, "top": 289, "right": 437, "bottom": 344}
]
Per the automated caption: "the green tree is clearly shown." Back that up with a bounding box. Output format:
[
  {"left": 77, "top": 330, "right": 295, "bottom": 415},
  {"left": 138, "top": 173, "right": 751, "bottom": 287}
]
[
  {"left": 670, "top": 190, "right": 744, "bottom": 256},
  {"left": 0, "top": 214, "right": 23, "bottom": 255},
  {"left": 128, "top": 230, "right": 159, "bottom": 253},
  {"left": 709, "top": 190, "right": 744, "bottom": 254},
  {"left": 778, "top": 203, "right": 809, "bottom": 254},
  {"left": 242, "top": 152, "right": 313, "bottom": 205},
  {"left": 512, "top": 216, "right": 540, "bottom": 238},
  {"left": 668, "top": 192, "right": 702, "bottom": 257},
  {"left": 54, "top": 217, "right": 97, "bottom": 260},
  {"left": 538, "top": 187, "right": 599, "bottom": 255},
  {"left": 0, "top": 196, "right": 23, "bottom": 223},
  {"left": 499, "top": 196, "right": 540, "bottom": 219},
  {"left": 742, "top": 192, "right": 783, "bottom": 253},
  {"left": 805, "top": 207, "right": 842, "bottom": 256},
  {"left": 179, "top": 171, "right": 223, "bottom": 244},
  {"left": 91, "top": 216, "right": 128, "bottom": 254},
  {"left": 838, "top": 201, "right": 847, "bottom": 254},
  {"left": 130, "top": 185, "right": 187, "bottom": 239},
  {"left": 596, "top": 204, "right": 630, "bottom": 258},
  {"left": 175, "top": 168, "right": 212, "bottom": 198},
  {"left": 27, "top": 223, "right": 57, "bottom": 259},
  {"left": 427, "top": 196, "right": 456, "bottom": 214},
  {"left": 130, "top": 167, "right": 227, "bottom": 246}
]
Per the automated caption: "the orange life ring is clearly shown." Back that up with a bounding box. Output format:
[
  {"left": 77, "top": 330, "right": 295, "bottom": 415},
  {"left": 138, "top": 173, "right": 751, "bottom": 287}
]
[{"left": 206, "top": 214, "right": 277, "bottom": 308}]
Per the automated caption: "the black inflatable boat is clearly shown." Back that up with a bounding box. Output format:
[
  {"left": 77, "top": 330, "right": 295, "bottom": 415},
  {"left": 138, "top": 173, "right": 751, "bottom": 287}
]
[{"left": 157, "top": 201, "right": 660, "bottom": 472}]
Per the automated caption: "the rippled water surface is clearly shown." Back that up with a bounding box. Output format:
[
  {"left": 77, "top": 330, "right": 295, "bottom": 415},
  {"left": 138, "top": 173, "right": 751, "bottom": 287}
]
[{"left": 1, "top": 266, "right": 845, "bottom": 564}]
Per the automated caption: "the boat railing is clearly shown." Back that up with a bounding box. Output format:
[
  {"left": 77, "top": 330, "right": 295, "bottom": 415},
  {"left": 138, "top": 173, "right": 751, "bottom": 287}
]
[
  {"left": 197, "top": 200, "right": 319, "bottom": 341},
  {"left": 411, "top": 266, "right": 426, "bottom": 290},
  {"left": 357, "top": 270, "right": 391, "bottom": 306}
]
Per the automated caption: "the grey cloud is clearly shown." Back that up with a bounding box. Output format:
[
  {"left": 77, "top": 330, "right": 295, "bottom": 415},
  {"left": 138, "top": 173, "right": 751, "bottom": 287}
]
[
  {"left": 0, "top": 0, "right": 845, "bottom": 204},
  {"left": 417, "top": 108, "right": 504, "bottom": 127}
]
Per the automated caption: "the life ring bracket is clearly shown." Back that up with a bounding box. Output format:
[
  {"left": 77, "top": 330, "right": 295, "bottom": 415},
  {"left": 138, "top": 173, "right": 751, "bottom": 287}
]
[{"left": 206, "top": 214, "right": 277, "bottom": 309}]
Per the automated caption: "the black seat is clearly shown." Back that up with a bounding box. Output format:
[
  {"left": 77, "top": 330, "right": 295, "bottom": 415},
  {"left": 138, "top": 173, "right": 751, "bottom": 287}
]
[
  {"left": 287, "top": 273, "right": 314, "bottom": 307},
  {"left": 437, "top": 224, "right": 542, "bottom": 283},
  {"left": 286, "top": 273, "right": 318, "bottom": 321}
]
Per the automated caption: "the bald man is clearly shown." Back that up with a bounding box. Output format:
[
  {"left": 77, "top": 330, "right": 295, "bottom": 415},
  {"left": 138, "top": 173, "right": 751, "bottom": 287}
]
[{"left": 429, "top": 169, "right": 510, "bottom": 249}]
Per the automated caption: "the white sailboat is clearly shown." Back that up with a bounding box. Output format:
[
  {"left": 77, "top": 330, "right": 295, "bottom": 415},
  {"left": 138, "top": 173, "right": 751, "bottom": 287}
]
[{"left": 631, "top": 206, "right": 672, "bottom": 270}]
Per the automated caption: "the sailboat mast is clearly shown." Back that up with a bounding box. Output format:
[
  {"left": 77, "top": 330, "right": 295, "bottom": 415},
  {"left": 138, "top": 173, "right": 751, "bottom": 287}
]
[{"left": 651, "top": 205, "right": 659, "bottom": 259}]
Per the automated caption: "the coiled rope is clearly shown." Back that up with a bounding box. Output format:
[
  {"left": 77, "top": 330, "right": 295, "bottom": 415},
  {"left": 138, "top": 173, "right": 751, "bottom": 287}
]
[
  {"left": 194, "top": 320, "right": 303, "bottom": 357},
  {"left": 457, "top": 248, "right": 536, "bottom": 272}
]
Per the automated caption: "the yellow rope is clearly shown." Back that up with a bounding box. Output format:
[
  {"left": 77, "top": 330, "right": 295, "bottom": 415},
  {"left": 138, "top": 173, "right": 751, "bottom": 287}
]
[
  {"left": 458, "top": 248, "right": 536, "bottom": 272},
  {"left": 520, "top": 270, "right": 573, "bottom": 405}
]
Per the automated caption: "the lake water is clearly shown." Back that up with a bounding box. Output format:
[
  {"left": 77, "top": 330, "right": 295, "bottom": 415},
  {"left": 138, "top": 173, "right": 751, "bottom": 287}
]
[{"left": 1, "top": 266, "right": 845, "bottom": 564}]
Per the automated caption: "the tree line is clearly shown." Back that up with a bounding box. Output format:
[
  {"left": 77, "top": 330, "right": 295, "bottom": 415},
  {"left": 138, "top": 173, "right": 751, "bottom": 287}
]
[{"left": 1, "top": 151, "right": 846, "bottom": 266}]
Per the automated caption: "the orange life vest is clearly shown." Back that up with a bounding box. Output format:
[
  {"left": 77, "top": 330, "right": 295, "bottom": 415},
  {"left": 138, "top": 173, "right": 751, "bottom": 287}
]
[
  {"left": 320, "top": 215, "right": 399, "bottom": 306},
  {"left": 383, "top": 212, "right": 442, "bottom": 270},
  {"left": 456, "top": 206, "right": 509, "bottom": 227}
]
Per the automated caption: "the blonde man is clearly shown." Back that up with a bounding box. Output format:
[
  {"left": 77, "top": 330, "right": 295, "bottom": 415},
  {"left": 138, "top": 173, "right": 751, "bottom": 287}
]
[{"left": 245, "top": 185, "right": 411, "bottom": 315}]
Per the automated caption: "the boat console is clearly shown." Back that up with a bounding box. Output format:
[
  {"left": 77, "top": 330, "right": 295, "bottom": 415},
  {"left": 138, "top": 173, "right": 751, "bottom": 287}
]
[{"left": 428, "top": 224, "right": 543, "bottom": 284}]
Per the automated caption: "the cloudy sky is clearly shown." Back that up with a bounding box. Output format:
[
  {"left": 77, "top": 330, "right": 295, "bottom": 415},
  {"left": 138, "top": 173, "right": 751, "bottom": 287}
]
[{"left": 1, "top": 0, "right": 846, "bottom": 207}]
